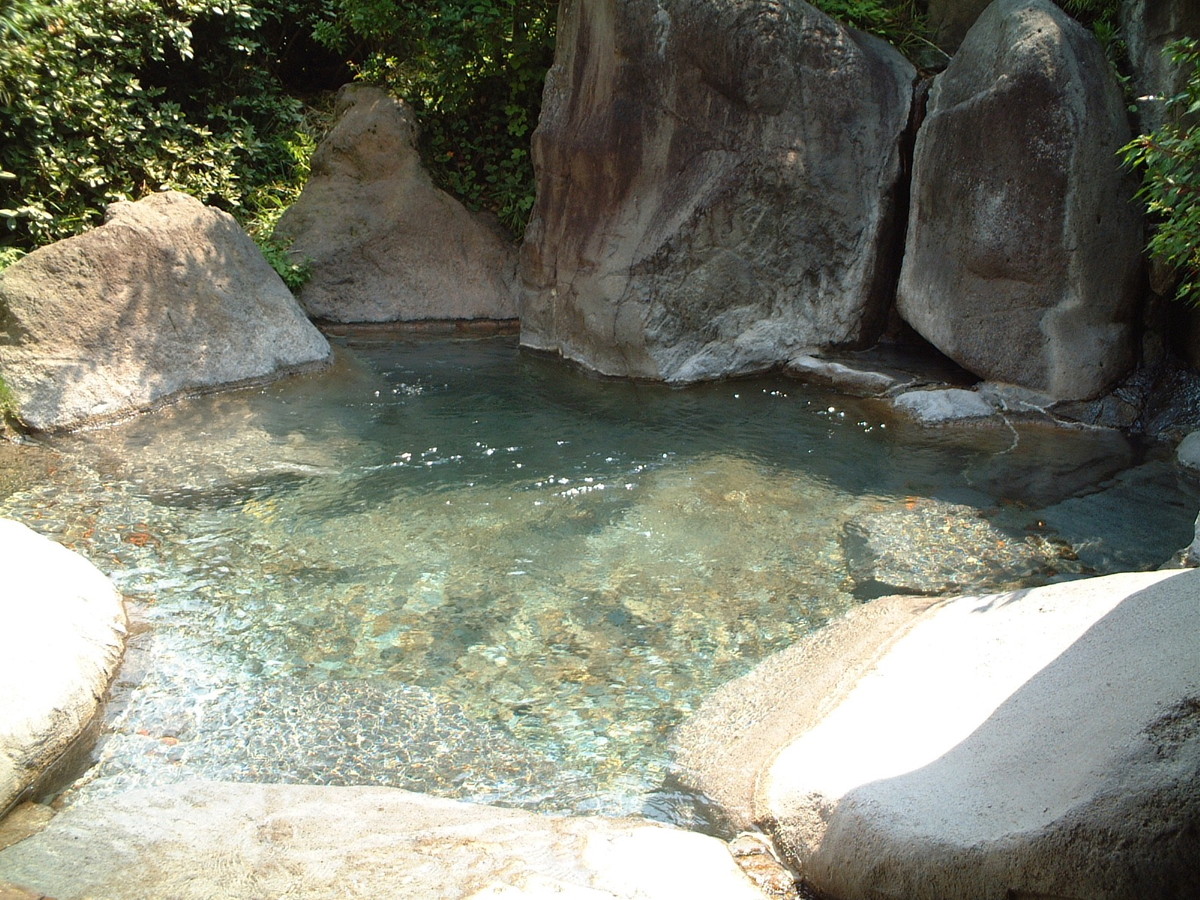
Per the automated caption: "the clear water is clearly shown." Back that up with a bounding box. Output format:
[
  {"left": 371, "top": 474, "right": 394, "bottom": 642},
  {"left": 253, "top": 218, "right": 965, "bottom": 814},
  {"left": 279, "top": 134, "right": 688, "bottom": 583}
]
[{"left": 2, "top": 334, "right": 1195, "bottom": 826}]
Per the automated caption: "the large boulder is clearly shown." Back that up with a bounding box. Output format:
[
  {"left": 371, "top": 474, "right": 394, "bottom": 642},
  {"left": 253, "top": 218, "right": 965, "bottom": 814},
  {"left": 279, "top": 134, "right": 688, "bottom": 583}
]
[
  {"left": 0, "top": 781, "right": 773, "bottom": 899},
  {"left": 520, "top": 0, "right": 915, "bottom": 382},
  {"left": 0, "top": 191, "right": 330, "bottom": 432},
  {"left": 676, "top": 569, "right": 1200, "bottom": 899},
  {"left": 0, "top": 520, "right": 127, "bottom": 817},
  {"left": 896, "top": 0, "right": 1143, "bottom": 402},
  {"left": 275, "top": 85, "right": 519, "bottom": 323}
]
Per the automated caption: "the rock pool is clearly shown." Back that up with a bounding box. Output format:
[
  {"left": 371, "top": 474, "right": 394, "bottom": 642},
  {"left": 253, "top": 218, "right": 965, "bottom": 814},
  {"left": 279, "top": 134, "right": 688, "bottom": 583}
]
[{"left": 2, "top": 334, "right": 1195, "bottom": 827}]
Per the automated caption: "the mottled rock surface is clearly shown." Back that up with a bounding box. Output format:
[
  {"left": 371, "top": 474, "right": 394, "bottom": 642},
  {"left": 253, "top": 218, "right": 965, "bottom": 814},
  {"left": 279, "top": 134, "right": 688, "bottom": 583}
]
[
  {"left": 0, "top": 781, "right": 772, "bottom": 900},
  {"left": 0, "top": 520, "right": 126, "bottom": 816},
  {"left": 0, "top": 191, "right": 329, "bottom": 432},
  {"left": 276, "top": 85, "right": 518, "bottom": 323},
  {"left": 677, "top": 569, "right": 1200, "bottom": 900},
  {"left": 897, "top": 0, "right": 1142, "bottom": 402},
  {"left": 842, "top": 497, "right": 1081, "bottom": 598},
  {"left": 520, "top": 0, "right": 915, "bottom": 382}
]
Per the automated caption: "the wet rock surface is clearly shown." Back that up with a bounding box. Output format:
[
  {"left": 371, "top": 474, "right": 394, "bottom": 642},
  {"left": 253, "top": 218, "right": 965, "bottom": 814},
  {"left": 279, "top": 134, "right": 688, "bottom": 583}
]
[
  {"left": 842, "top": 497, "right": 1082, "bottom": 599},
  {"left": 892, "top": 388, "right": 996, "bottom": 424}
]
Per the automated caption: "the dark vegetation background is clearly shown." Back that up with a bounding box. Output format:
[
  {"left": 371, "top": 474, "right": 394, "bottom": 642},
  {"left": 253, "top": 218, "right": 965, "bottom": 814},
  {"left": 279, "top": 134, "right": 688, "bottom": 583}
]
[{"left": 0, "top": 0, "right": 1193, "bottom": 303}]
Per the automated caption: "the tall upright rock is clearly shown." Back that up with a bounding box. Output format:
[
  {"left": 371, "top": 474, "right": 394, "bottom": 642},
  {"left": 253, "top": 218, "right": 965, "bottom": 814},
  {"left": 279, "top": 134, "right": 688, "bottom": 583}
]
[
  {"left": 897, "top": 0, "right": 1143, "bottom": 402},
  {"left": 519, "top": 0, "right": 915, "bottom": 383}
]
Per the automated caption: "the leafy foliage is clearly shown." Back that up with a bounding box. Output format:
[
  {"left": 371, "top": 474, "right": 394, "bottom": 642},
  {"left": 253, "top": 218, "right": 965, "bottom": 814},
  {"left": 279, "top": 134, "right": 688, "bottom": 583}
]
[
  {"left": 1121, "top": 39, "right": 1200, "bottom": 307},
  {"left": 0, "top": 0, "right": 323, "bottom": 266},
  {"left": 313, "top": 0, "right": 555, "bottom": 235},
  {"left": 811, "top": 0, "right": 934, "bottom": 62}
]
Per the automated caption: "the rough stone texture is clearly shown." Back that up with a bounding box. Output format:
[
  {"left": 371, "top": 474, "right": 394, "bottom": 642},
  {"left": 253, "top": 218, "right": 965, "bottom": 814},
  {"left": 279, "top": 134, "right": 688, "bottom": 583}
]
[
  {"left": 892, "top": 387, "right": 996, "bottom": 424},
  {"left": 677, "top": 569, "right": 1200, "bottom": 900},
  {"left": 841, "top": 497, "right": 1082, "bottom": 598},
  {"left": 0, "top": 781, "right": 772, "bottom": 900},
  {"left": 276, "top": 85, "right": 519, "bottom": 323},
  {"left": 520, "top": 0, "right": 915, "bottom": 383},
  {"left": 0, "top": 805, "right": 53, "bottom": 854},
  {"left": 0, "top": 191, "right": 330, "bottom": 432},
  {"left": 897, "top": 0, "right": 1142, "bottom": 402},
  {"left": 927, "top": 0, "right": 991, "bottom": 52},
  {"left": 1187, "top": 513, "right": 1200, "bottom": 565},
  {"left": 0, "top": 520, "right": 127, "bottom": 817},
  {"left": 1121, "top": 0, "right": 1200, "bottom": 134}
]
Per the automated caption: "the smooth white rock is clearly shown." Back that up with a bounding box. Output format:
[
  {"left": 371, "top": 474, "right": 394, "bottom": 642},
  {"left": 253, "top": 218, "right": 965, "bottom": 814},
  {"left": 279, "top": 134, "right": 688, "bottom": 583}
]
[
  {"left": 0, "top": 520, "right": 126, "bottom": 814},
  {"left": 892, "top": 388, "right": 996, "bottom": 424},
  {"left": 0, "top": 781, "right": 771, "bottom": 900}
]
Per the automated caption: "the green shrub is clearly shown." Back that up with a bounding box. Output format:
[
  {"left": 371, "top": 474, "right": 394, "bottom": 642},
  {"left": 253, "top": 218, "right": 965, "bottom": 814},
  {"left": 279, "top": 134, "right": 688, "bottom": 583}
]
[
  {"left": 1121, "top": 38, "right": 1200, "bottom": 307},
  {"left": 0, "top": 0, "right": 322, "bottom": 256}
]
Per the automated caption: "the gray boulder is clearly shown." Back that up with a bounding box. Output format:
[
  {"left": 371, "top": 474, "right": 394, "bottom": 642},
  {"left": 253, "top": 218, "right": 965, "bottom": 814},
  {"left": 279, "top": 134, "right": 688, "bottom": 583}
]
[
  {"left": 0, "top": 191, "right": 330, "bottom": 432},
  {"left": 520, "top": 0, "right": 915, "bottom": 382},
  {"left": 0, "top": 781, "right": 773, "bottom": 899},
  {"left": 0, "top": 520, "right": 127, "bottom": 817},
  {"left": 677, "top": 569, "right": 1200, "bottom": 899},
  {"left": 897, "top": 0, "right": 1142, "bottom": 402},
  {"left": 1122, "top": 0, "right": 1200, "bottom": 134},
  {"left": 927, "top": 0, "right": 991, "bottom": 52},
  {"left": 276, "top": 85, "right": 519, "bottom": 323}
]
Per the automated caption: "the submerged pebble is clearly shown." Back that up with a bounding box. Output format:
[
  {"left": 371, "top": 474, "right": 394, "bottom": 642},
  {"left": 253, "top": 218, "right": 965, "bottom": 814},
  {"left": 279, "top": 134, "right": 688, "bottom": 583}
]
[{"left": 2, "top": 336, "right": 1193, "bottom": 824}]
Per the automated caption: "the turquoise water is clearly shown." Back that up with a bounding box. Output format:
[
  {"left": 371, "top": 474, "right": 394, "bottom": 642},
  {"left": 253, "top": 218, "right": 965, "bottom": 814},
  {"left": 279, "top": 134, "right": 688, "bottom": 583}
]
[{"left": 2, "top": 334, "right": 1195, "bottom": 826}]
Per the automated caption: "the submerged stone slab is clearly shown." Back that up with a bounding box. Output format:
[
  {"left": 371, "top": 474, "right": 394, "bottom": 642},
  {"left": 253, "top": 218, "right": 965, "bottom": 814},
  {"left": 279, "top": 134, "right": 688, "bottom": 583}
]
[
  {"left": 892, "top": 387, "right": 996, "bottom": 424},
  {"left": 0, "top": 191, "right": 330, "bottom": 432},
  {"left": 897, "top": 0, "right": 1142, "bottom": 402},
  {"left": 784, "top": 354, "right": 911, "bottom": 397},
  {"left": 678, "top": 569, "right": 1200, "bottom": 900},
  {"left": 0, "top": 781, "right": 772, "bottom": 900},
  {"left": 0, "top": 520, "right": 126, "bottom": 816},
  {"left": 276, "top": 85, "right": 519, "bottom": 323},
  {"left": 841, "top": 497, "right": 1081, "bottom": 598},
  {"left": 521, "top": 0, "right": 915, "bottom": 382}
]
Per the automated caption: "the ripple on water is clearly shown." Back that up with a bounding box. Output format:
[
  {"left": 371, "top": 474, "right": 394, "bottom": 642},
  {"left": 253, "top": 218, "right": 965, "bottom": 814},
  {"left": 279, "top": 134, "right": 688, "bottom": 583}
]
[{"left": 2, "top": 335, "right": 1195, "bottom": 826}]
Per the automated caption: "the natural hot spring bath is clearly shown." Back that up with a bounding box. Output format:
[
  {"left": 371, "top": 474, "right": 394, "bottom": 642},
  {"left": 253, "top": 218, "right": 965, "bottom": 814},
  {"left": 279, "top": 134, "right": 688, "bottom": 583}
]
[{"left": 3, "top": 334, "right": 1195, "bottom": 828}]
